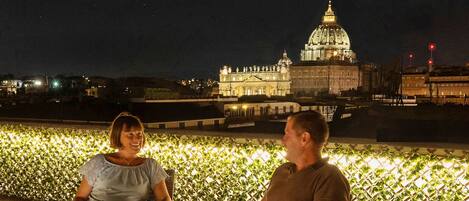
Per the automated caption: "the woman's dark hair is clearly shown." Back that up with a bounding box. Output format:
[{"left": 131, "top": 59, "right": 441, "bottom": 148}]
[{"left": 109, "top": 112, "right": 145, "bottom": 149}]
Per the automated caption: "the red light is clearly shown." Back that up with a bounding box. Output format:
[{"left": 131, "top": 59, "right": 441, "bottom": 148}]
[
  {"left": 428, "top": 59, "right": 433, "bottom": 65},
  {"left": 428, "top": 43, "right": 436, "bottom": 51},
  {"left": 409, "top": 53, "right": 413, "bottom": 58}
]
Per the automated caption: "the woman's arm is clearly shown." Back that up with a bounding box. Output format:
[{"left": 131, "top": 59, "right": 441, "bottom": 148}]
[
  {"left": 153, "top": 180, "right": 171, "bottom": 201},
  {"left": 74, "top": 176, "right": 92, "bottom": 201}
]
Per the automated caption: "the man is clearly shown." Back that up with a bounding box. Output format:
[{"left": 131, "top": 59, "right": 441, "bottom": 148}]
[{"left": 262, "top": 111, "right": 350, "bottom": 201}]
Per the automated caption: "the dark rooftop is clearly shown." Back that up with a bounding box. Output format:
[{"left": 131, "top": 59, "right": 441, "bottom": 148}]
[{"left": 0, "top": 101, "right": 223, "bottom": 123}]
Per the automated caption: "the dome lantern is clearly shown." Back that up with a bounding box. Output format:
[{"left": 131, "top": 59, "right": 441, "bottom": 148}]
[{"left": 322, "top": 0, "right": 336, "bottom": 24}]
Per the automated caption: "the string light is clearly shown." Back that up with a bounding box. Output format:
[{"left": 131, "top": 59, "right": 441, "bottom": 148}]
[{"left": 0, "top": 124, "right": 467, "bottom": 200}]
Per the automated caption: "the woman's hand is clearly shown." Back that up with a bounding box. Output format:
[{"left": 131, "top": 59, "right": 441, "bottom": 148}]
[
  {"left": 74, "top": 176, "right": 92, "bottom": 201},
  {"left": 73, "top": 197, "right": 89, "bottom": 201},
  {"left": 153, "top": 180, "right": 171, "bottom": 201}
]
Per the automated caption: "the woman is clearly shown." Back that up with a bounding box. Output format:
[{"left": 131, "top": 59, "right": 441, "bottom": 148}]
[{"left": 75, "top": 112, "right": 171, "bottom": 201}]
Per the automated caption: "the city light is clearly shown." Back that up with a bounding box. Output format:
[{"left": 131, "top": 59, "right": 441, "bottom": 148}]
[
  {"left": 34, "top": 80, "right": 42, "bottom": 86},
  {"left": 428, "top": 58, "right": 433, "bottom": 65},
  {"left": 52, "top": 80, "right": 60, "bottom": 88},
  {"left": 428, "top": 42, "right": 436, "bottom": 51}
]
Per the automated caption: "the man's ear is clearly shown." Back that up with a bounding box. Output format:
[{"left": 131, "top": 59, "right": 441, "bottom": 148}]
[{"left": 301, "top": 131, "right": 312, "bottom": 145}]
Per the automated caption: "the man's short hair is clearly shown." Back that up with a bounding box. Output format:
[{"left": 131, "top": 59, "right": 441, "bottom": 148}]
[{"left": 289, "top": 110, "right": 329, "bottom": 146}]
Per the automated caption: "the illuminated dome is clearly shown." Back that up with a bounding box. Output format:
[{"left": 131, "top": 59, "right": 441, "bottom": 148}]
[{"left": 301, "top": 1, "right": 356, "bottom": 63}]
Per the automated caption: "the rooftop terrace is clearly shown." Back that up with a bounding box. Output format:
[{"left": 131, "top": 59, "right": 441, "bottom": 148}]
[{"left": 0, "top": 123, "right": 468, "bottom": 200}]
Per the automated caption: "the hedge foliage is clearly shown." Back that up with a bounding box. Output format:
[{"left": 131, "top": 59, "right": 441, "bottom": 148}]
[{"left": 0, "top": 124, "right": 468, "bottom": 200}]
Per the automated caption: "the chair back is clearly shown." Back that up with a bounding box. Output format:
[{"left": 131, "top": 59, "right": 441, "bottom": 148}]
[{"left": 165, "top": 169, "right": 175, "bottom": 199}]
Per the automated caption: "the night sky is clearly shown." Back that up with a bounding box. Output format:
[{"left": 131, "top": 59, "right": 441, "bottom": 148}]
[{"left": 1, "top": 0, "right": 468, "bottom": 78}]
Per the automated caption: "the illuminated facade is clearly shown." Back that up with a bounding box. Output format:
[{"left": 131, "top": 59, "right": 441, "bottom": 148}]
[
  {"left": 219, "top": 0, "right": 375, "bottom": 97},
  {"left": 291, "top": 1, "right": 363, "bottom": 95},
  {"left": 0, "top": 80, "right": 22, "bottom": 95},
  {"left": 402, "top": 66, "right": 469, "bottom": 104},
  {"left": 401, "top": 73, "right": 428, "bottom": 96},
  {"left": 300, "top": 0, "right": 356, "bottom": 63},
  {"left": 291, "top": 63, "right": 360, "bottom": 95},
  {"left": 223, "top": 102, "right": 337, "bottom": 122},
  {"left": 218, "top": 52, "right": 292, "bottom": 97}
]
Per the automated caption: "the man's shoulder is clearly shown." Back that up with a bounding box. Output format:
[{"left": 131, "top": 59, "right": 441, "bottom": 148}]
[
  {"left": 277, "top": 162, "right": 295, "bottom": 169},
  {"left": 272, "top": 162, "right": 295, "bottom": 175},
  {"left": 314, "top": 163, "right": 350, "bottom": 190},
  {"left": 312, "top": 163, "right": 351, "bottom": 201},
  {"left": 320, "top": 163, "right": 342, "bottom": 172},
  {"left": 317, "top": 163, "right": 347, "bottom": 177}
]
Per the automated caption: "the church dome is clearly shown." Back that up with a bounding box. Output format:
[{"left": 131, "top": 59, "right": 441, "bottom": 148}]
[
  {"left": 301, "top": 1, "right": 356, "bottom": 63},
  {"left": 308, "top": 24, "right": 350, "bottom": 50}
]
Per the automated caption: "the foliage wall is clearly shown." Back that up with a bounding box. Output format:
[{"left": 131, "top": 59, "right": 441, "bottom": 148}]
[{"left": 0, "top": 124, "right": 468, "bottom": 200}]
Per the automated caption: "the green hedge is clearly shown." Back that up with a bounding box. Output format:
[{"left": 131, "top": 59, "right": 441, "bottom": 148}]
[{"left": 0, "top": 124, "right": 468, "bottom": 200}]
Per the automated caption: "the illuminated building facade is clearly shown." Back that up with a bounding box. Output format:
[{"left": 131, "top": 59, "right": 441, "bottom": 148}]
[
  {"left": 300, "top": 1, "right": 356, "bottom": 63},
  {"left": 219, "top": 0, "right": 375, "bottom": 97},
  {"left": 218, "top": 52, "right": 292, "bottom": 97},
  {"left": 401, "top": 66, "right": 469, "bottom": 104},
  {"left": 0, "top": 80, "right": 22, "bottom": 96},
  {"left": 401, "top": 73, "right": 428, "bottom": 96},
  {"left": 291, "top": 1, "right": 364, "bottom": 96},
  {"left": 224, "top": 101, "right": 337, "bottom": 122}
]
